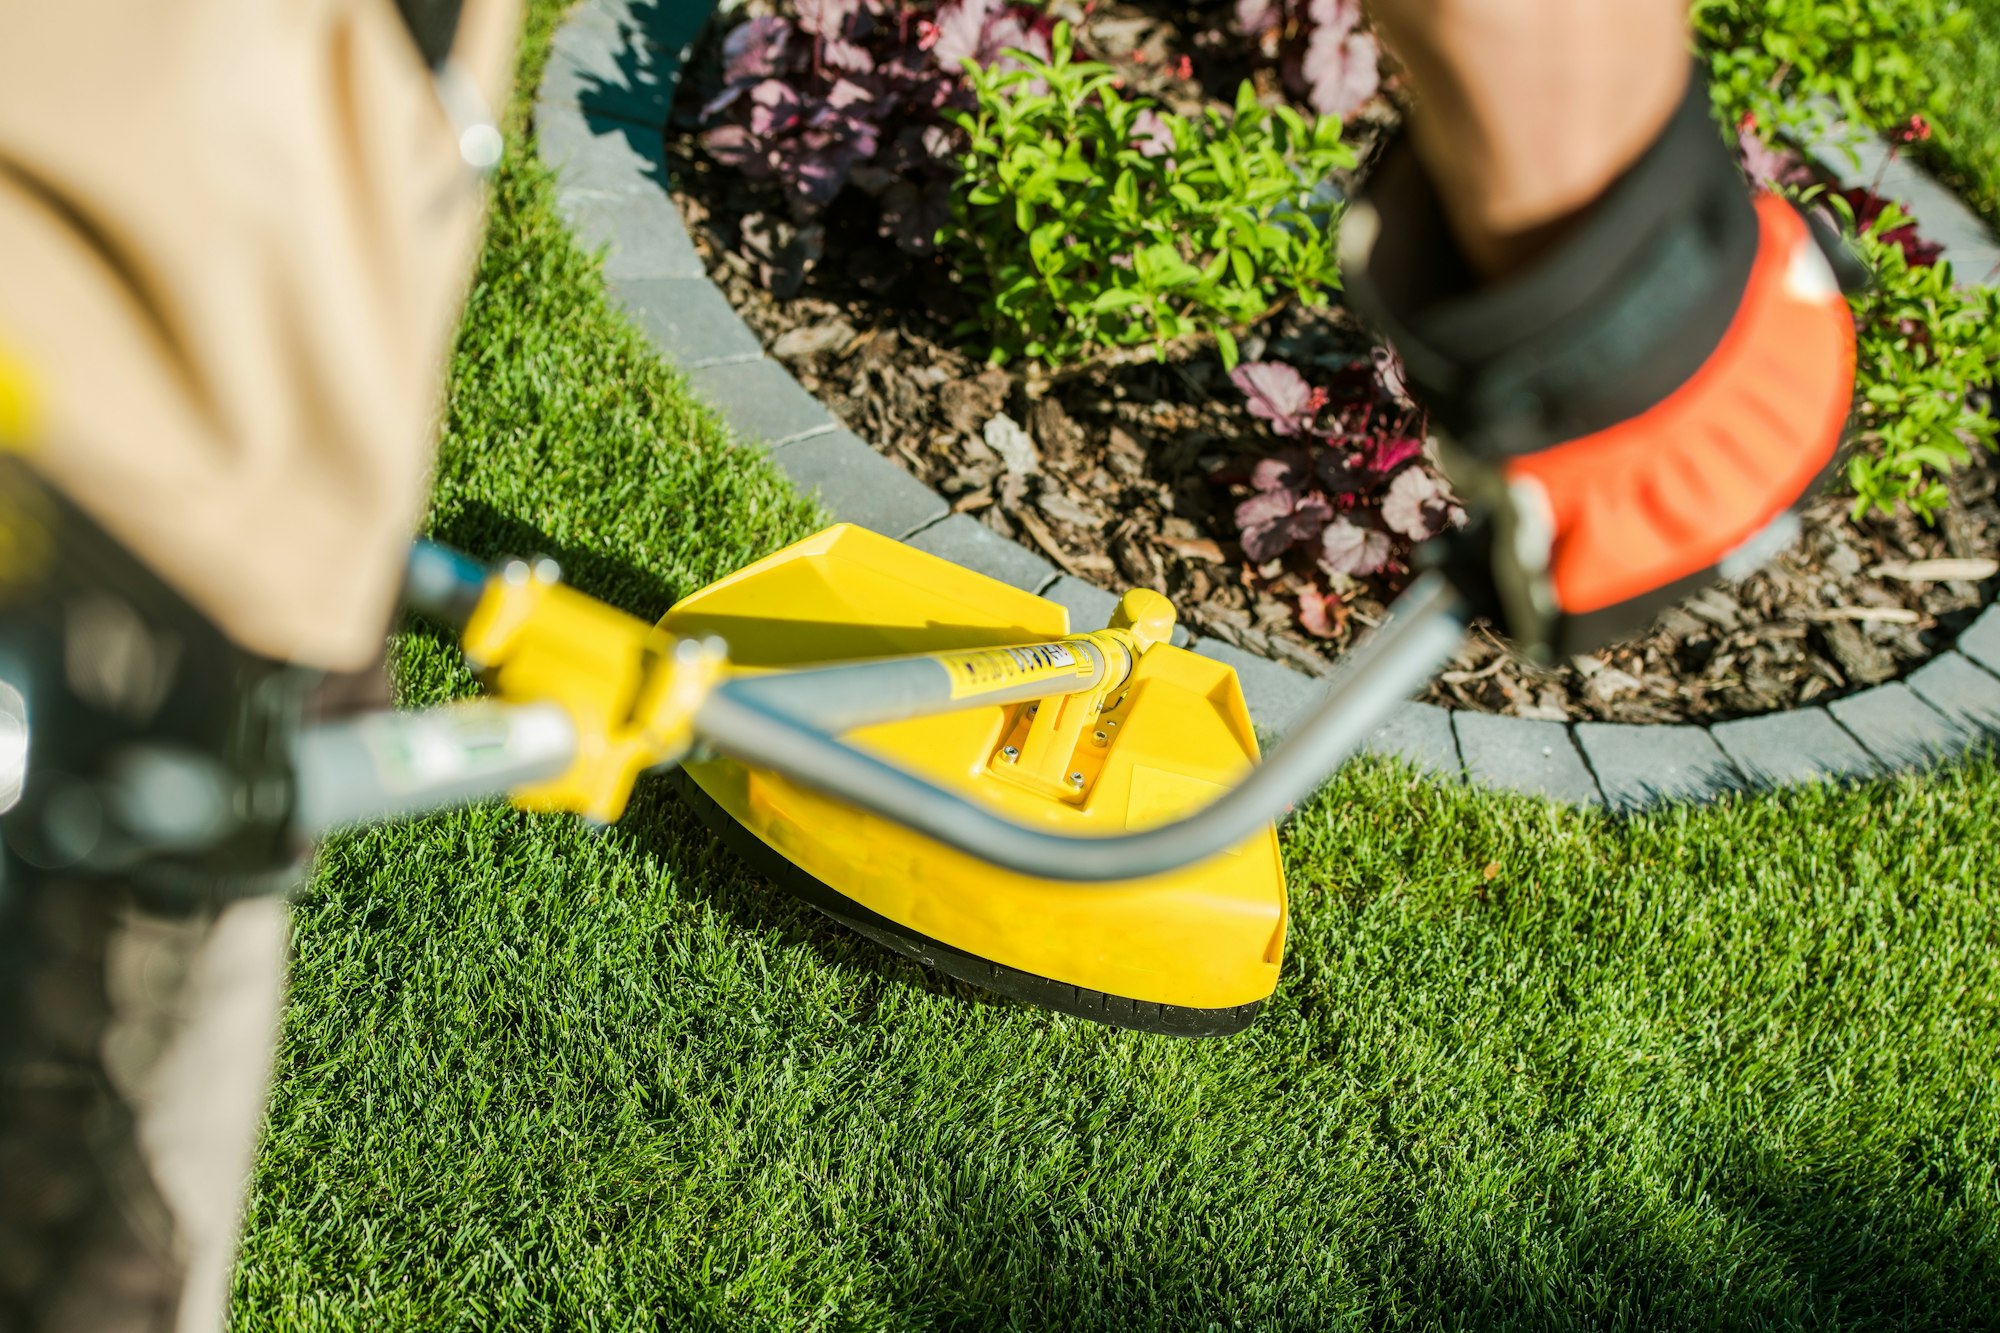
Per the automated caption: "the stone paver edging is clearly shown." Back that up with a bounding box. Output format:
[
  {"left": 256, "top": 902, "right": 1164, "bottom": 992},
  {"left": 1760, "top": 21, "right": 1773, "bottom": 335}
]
[{"left": 535, "top": 0, "right": 2000, "bottom": 811}]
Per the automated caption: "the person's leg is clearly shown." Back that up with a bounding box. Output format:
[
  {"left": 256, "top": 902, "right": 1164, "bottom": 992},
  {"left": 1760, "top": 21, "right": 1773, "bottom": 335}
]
[
  {"left": 1365, "top": 0, "right": 1692, "bottom": 277},
  {"left": 0, "top": 879, "right": 287, "bottom": 1333},
  {"left": 0, "top": 1, "right": 520, "bottom": 1326}
]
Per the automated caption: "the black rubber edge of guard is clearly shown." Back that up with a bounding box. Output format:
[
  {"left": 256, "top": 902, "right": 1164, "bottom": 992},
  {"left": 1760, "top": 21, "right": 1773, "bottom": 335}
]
[{"left": 664, "top": 769, "right": 1264, "bottom": 1038}]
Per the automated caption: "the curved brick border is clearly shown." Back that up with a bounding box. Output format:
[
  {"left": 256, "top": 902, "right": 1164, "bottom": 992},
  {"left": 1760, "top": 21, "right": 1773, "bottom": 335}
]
[{"left": 535, "top": 0, "right": 2000, "bottom": 811}]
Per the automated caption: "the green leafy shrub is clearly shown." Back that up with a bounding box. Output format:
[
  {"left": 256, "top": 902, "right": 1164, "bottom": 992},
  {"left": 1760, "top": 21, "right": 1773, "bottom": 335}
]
[
  {"left": 944, "top": 22, "right": 1354, "bottom": 368},
  {"left": 1843, "top": 200, "right": 2000, "bottom": 521},
  {"left": 1692, "top": 0, "right": 1973, "bottom": 141},
  {"left": 1910, "top": 5, "right": 2000, "bottom": 227}
]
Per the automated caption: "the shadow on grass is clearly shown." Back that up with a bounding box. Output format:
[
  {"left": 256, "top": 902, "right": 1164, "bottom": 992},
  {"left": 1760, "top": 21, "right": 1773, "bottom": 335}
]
[
  {"left": 829, "top": 1088, "right": 2000, "bottom": 1331},
  {"left": 627, "top": 775, "right": 1023, "bottom": 1021},
  {"left": 1693, "top": 1139, "right": 2000, "bottom": 1328},
  {"left": 426, "top": 500, "right": 689, "bottom": 618}
]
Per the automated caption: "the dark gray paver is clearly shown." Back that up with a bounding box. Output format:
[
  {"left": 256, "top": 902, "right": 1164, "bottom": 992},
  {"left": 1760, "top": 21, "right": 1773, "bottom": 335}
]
[
  {"left": 1906, "top": 651, "right": 2000, "bottom": 741},
  {"left": 686, "top": 358, "right": 837, "bottom": 447},
  {"left": 1453, "top": 714, "right": 1601, "bottom": 805},
  {"left": 1362, "top": 701, "right": 1461, "bottom": 777},
  {"left": 556, "top": 189, "right": 703, "bottom": 279},
  {"left": 1959, "top": 606, "right": 2000, "bottom": 678},
  {"left": 1709, "top": 707, "right": 1881, "bottom": 787},
  {"left": 1805, "top": 112, "right": 2000, "bottom": 289},
  {"left": 1575, "top": 722, "right": 1743, "bottom": 813},
  {"left": 611, "top": 277, "right": 760, "bottom": 368},
  {"left": 1038, "top": 574, "right": 1116, "bottom": 631},
  {"left": 1188, "top": 638, "right": 1321, "bottom": 736},
  {"left": 1826, "top": 682, "right": 1973, "bottom": 768},
  {"left": 534, "top": 99, "right": 671, "bottom": 197},
  {"left": 538, "top": 0, "right": 687, "bottom": 130},
  {"left": 766, "top": 430, "right": 947, "bottom": 538},
  {"left": 1036, "top": 575, "right": 1193, "bottom": 645},
  {"left": 905, "top": 514, "right": 1058, "bottom": 594}
]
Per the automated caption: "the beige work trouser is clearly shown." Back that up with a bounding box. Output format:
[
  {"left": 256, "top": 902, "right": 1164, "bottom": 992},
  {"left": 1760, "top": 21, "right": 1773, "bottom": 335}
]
[
  {"left": 0, "top": 0, "right": 518, "bottom": 672},
  {"left": 0, "top": 1, "right": 519, "bottom": 1328}
]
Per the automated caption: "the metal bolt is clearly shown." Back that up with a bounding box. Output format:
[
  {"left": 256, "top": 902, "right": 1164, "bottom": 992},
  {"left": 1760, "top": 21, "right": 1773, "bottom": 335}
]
[
  {"left": 501, "top": 558, "right": 531, "bottom": 585},
  {"left": 1001, "top": 746, "right": 1019, "bottom": 762},
  {"left": 1105, "top": 719, "right": 1119, "bottom": 729},
  {"left": 1025, "top": 704, "right": 1038, "bottom": 718},
  {"left": 1068, "top": 771, "right": 1085, "bottom": 787},
  {"left": 1092, "top": 729, "right": 1109, "bottom": 745},
  {"left": 532, "top": 556, "right": 563, "bottom": 583}
]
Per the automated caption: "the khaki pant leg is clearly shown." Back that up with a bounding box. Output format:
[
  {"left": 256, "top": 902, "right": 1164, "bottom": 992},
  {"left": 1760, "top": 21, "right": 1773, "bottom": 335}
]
[
  {"left": 0, "top": 2, "right": 522, "bottom": 1326},
  {"left": 0, "top": 0, "right": 520, "bottom": 671}
]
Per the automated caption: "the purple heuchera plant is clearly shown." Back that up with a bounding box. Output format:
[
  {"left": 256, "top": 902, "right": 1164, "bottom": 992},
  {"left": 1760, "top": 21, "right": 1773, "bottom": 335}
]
[
  {"left": 1735, "top": 128, "right": 1814, "bottom": 193},
  {"left": 1234, "top": 0, "right": 1381, "bottom": 119},
  {"left": 1728, "top": 117, "right": 1944, "bottom": 269},
  {"left": 1228, "top": 357, "right": 1461, "bottom": 581},
  {"left": 1129, "top": 108, "right": 1177, "bottom": 160},
  {"left": 926, "top": 0, "right": 1049, "bottom": 74},
  {"left": 701, "top": 0, "right": 1049, "bottom": 254},
  {"left": 1299, "top": 0, "right": 1380, "bottom": 118}
]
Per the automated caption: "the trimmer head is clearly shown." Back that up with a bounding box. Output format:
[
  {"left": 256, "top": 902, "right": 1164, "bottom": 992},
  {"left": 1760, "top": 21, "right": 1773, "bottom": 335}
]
[{"left": 660, "top": 525, "right": 1286, "bottom": 1036}]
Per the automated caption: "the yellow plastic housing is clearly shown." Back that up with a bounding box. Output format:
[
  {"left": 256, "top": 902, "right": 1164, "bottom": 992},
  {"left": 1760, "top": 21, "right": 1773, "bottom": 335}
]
[
  {"left": 0, "top": 341, "right": 35, "bottom": 447},
  {"left": 462, "top": 567, "right": 721, "bottom": 823},
  {"left": 662, "top": 525, "right": 1287, "bottom": 1014}
]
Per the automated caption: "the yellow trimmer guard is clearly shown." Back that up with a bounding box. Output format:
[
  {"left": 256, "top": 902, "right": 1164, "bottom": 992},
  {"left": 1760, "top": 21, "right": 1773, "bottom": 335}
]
[{"left": 660, "top": 525, "right": 1286, "bottom": 1036}]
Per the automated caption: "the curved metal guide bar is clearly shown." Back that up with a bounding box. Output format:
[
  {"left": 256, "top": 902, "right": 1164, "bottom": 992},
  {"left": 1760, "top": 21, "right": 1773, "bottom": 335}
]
[{"left": 689, "top": 574, "right": 1467, "bottom": 883}]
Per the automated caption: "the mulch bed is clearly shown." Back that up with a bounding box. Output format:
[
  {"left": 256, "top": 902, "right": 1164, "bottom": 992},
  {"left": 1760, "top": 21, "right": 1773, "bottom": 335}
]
[{"left": 664, "top": 3, "right": 2000, "bottom": 725}]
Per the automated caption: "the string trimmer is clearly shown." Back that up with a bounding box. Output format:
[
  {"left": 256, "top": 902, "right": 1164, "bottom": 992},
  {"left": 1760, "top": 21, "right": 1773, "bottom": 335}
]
[{"left": 31, "top": 524, "right": 1470, "bottom": 1037}]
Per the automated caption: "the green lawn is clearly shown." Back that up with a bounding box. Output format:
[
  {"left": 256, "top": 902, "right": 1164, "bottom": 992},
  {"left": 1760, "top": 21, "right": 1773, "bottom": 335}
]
[
  {"left": 238, "top": 749, "right": 2000, "bottom": 1328},
  {"left": 231, "top": 5, "right": 2000, "bottom": 1328},
  {"left": 1919, "top": 3, "right": 2000, "bottom": 227}
]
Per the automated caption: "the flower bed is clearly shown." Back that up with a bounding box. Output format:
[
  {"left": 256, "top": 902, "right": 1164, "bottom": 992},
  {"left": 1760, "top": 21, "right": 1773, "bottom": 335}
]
[{"left": 666, "top": 0, "right": 2000, "bottom": 725}]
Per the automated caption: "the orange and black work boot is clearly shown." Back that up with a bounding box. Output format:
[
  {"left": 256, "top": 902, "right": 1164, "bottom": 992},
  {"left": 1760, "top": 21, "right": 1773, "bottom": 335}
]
[{"left": 1341, "top": 64, "right": 1861, "bottom": 660}]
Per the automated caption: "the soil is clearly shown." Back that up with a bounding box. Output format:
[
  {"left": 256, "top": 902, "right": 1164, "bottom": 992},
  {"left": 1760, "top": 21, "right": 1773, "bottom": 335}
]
[{"left": 664, "top": 3, "right": 2000, "bottom": 725}]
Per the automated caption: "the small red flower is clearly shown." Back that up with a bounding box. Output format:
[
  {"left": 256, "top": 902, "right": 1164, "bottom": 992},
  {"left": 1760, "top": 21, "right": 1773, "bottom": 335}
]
[
  {"left": 1896, "top": 113, "right": 1934, "bottom": 144},
  {"left": 1132, "top": 48, "right": 1150, "bottom": 63},
  {"left": 1176, "top": 55, "right": 1193, "bottom": 80},
  {"left": 916, "top": 19, "right": 939, "bottom": 50},
  {"left": 1737, "top": 110, "right": 1758, "bottom": 137}
]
